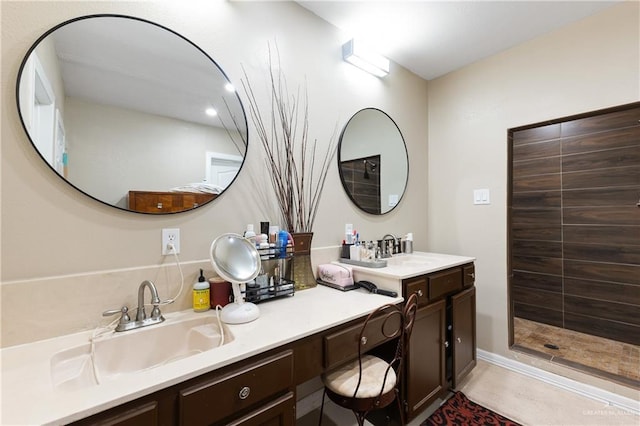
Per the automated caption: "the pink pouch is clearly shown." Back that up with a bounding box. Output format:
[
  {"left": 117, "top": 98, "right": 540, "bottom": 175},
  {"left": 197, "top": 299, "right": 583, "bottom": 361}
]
[{"left": 316, "top": 264, "right": 356, "bottom": 291}]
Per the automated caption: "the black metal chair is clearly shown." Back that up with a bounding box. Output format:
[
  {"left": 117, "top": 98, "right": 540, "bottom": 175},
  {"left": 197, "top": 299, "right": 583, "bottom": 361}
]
[{"left": 318, "top": 293, "right": 419, "bottom": 426}]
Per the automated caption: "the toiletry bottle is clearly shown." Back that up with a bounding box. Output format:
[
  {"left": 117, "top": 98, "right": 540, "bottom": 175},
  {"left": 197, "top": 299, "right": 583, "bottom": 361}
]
[
  {"left": 278, "top": 230, "right": 289, "bottom": 258},
  {"left": 193, "top": 269, "right": 210, "bottom": 312},
  {"left": 244, "top": 224, "right": 256, "bottom": 241},
  {"left": 260, "top": 221, "right": 270, "bottom": 235},
  {"left": 258, "top": 234, "right": 270, "bottom": 259}
]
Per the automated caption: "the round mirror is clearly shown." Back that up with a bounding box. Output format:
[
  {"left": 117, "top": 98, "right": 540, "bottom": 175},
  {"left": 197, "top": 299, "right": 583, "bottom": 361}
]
[
  {"left": 16, "top": 14, "right": 248, "bottom": 214},
  {"left": 210, "top": 233, "right": 261, "bottom": 324},
  {"left": 210, "top": 233, "right": 261, "bottom": 284},
  {"left": 338, "top": 108, "right": 408, "bottom": 214}
]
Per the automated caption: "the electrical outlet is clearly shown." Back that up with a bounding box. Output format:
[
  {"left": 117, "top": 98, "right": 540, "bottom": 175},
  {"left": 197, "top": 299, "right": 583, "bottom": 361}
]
[{"left": 162, "top": 228, "right": 180, "bottom": 255}]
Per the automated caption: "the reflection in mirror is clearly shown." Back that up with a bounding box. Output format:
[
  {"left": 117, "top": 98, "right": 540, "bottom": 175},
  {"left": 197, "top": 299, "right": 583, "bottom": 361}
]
[
  {"left": 338, "top": 108, "right": 408, "bottom": 214},
  {"left": 16, "top": 14, "right": 248, "bottom": 214}
]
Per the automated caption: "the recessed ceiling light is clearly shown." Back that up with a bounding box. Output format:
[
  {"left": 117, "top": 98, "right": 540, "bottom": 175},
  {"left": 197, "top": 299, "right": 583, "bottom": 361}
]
[
  {"left": 205, "top": 108, "right": 217, "bottom": 116},
  {"left": 225, "top": 83, "right": 235, "bottom": 92}
]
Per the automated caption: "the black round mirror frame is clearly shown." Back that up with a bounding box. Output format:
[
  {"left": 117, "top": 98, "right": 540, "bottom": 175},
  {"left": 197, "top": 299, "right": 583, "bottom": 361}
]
[
  {"left": 15, "top": 14, "right": 248, "bottom": 214},
  {"left": 337, "top": 108, "right": 409, "bottom": 215}
]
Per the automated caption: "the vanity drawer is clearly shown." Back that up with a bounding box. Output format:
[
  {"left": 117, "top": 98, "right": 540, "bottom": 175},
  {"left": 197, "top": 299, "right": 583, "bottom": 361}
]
[
  {"left": 179, "top": 350, "right": 293, "bottom": 426},
  {"left": 428, "top": 268, "right": 462, "bottom": 301},
  {"left": 405, "top": 277, "right": 429, "bottom": 306},
  {"left": 463, "top": 264, "right": 475, "bottom": 288},
  {"left": 324, "top": 309, "right": 401, "bottom": 370}
]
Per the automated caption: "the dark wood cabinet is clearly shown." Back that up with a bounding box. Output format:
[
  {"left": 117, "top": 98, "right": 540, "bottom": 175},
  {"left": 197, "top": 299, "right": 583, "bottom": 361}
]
[
  {"left": 72, "top": 401, "right": 158, "bottom": 426},
  {"left": 128, "top": 191, "right": 216, "bottom": 213},
  {"left": 68, "top": 266, "right": 474, "bottom": 426},
  {"left": 452, "top": 286, "right": 476, "bottom": 387},
  {"left": 179, "top": 351, "right": 293, "bottom": 425},
  {"left": 69, "top": 308, "right": 397, "bottom": 426},
  {"left": 225, "top": 392, "right": 295, "bottom": 426},
  {"left": 405, "top": 299, "right": 446, "bottom": 417},
  {"left": 403, "top": 263, "right": 476, "bottom": 422},
  {"left": 70, "top": 350, "right": 297, "bottom": 426}
]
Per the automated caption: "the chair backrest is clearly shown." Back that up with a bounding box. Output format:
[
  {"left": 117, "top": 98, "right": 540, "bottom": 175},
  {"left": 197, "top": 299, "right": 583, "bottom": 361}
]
[{"left": 352, "top": 292, "right": 420, "bottom": 399}]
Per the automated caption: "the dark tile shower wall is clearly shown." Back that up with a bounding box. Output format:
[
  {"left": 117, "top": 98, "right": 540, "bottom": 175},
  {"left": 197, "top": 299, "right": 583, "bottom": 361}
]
[
  {"left": 510, "top": 103, "right": 640, "bottom": 346},
  {"left": 340, "top": 155, "right": 381, "bottom": 215}
]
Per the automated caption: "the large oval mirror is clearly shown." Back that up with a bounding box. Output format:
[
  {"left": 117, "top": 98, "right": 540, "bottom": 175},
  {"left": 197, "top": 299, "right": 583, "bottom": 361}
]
[
  {"left": 16, "top": 14, "right": 248, "bottom": 214},
  {"left": 338, "top": 108, "right": 408, "bottom": 214}
]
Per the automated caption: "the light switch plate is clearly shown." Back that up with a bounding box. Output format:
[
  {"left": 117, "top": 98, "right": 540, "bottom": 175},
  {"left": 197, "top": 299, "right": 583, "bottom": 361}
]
[{"left": 473, "top": 189, "right": 490, "bottom": 205}]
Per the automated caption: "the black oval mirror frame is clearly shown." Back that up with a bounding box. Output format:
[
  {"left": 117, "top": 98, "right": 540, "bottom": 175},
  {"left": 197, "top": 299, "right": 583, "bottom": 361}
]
[
  {"left": 338, "top": 108, "right": 409, "bottom": 215},
  {"left": 16, "top": 14, "right": 248, "bottom": 214}
]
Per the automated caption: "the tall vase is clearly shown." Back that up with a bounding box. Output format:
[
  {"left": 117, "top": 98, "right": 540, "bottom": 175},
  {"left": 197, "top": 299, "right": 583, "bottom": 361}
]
[{"left": 291, "top": 232, "right": 316, "bottom": 291}]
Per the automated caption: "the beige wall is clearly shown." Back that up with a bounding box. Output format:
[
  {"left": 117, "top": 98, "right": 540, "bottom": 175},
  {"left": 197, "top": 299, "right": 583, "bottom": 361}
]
[
  {"left": 1, "top": 1, "right": 428, "bottom": 344},
  {"left": 427, "top": 0, "right": 638, "bottom": 395}
]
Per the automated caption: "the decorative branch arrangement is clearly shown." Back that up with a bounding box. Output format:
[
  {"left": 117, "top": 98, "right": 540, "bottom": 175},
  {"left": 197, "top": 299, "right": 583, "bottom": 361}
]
[{"left": 241, "top": 45, "right": 337, "bottom": 233}]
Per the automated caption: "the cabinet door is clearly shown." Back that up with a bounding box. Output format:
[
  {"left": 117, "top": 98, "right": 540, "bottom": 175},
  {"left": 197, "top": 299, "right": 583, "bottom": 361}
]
[
  {"left": 226, "top": 392, "right": 295, "bottom": 426},
  {"left": 452, "top": 286, "right": 476, "bottom": 387},
  {"left": 405, "top": 299, "right": 446, "bottom": 421},
  {"left": 70, "top": 401, "right": 158, "bottom": 426}
]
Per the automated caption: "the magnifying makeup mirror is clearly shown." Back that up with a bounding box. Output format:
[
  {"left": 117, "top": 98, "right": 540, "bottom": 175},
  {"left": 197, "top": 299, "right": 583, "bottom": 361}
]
[{"left": 210, "top": 233, "right": 261, "bottom": 324}]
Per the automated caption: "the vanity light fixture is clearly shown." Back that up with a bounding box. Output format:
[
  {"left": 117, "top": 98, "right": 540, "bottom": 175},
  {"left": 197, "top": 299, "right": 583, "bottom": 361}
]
[
  {"left": 205, "top": 107, "right": 217, "bottom": 117},
  {"left": 342, "top": 38, "right": 389, "bottom": 77}
]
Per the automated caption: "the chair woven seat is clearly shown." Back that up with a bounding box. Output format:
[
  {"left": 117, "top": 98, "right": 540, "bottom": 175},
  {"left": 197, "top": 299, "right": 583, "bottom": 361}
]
[{"left": 323, "top": 354, "right": 396, "bottom": 398}]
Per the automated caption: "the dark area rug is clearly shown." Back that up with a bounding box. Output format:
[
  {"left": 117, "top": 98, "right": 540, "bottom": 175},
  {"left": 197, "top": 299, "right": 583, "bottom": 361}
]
[{"left": 422, "top": 391, "right": 522, "bottom": 426}]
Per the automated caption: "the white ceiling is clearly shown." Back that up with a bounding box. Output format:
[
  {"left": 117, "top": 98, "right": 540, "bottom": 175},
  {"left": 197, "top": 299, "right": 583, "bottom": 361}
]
[
  {"left": 297, "top": 0, "right": 622, "bottom": 80},
  {"left": 49, "top": 16, "right": 244, "bottom": 129}
]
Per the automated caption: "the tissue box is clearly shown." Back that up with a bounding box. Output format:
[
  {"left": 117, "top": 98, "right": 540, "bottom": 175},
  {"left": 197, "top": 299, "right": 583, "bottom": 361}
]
[{"left": 316, "top": 264, "right": 356, "bottom": 291}]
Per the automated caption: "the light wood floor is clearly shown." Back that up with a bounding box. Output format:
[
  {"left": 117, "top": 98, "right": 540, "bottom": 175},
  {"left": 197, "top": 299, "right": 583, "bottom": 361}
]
[
  {"left": 299, "top": 360, "right": 640, "bottom": 426},
  {"left": 514, "top": 317, "right": 639, "bottom": 385}
]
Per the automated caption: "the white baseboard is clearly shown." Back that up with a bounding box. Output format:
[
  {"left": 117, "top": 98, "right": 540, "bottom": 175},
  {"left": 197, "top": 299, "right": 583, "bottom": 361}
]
[{"left": 478, "top": 349, "right": 640, "bottom": 415}]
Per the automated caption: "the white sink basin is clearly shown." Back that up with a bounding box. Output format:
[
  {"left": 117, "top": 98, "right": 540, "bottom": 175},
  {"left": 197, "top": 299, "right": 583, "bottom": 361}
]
[
  {"left": 50, "top": 313, "right": 233, "bottom": 391},
  {"left": 385, "top": 254, "right": 439, "bottom": 267}
]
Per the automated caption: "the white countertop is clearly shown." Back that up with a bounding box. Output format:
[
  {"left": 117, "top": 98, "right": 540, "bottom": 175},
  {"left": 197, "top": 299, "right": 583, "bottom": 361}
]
[
  {"left": 335, "top": 251, "right": 476, "bottom": 294},
  {"left": 0, "top": 286, "right": 402, "bottom": 426}
]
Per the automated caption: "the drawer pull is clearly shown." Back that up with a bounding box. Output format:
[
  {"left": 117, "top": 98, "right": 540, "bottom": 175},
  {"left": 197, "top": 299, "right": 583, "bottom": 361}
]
[
  {"left": 416, "top": 289, "right": 424, "bottom": 297},
  {"left": 361, "top": 336, "right": 368, "bottom": 345},
  {"left": 457, "top": 337, "right": 462, "bottom": 343},
  {"left": 444, "top": 341, "right": 449, "bottom": 348},
  {"left": 156, "top": 203, "right": 163, "bottom": 209},
  {"left": 238, "top": 386, "right": 251, "bottom": 400},
  {"left": 467, "top": 273, "right": 475, "bottom": 279}
]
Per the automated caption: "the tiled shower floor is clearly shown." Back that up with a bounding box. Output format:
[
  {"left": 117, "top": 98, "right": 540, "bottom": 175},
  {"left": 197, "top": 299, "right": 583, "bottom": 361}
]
[{"left": 514, "top": 317, "right": 639, "bottom": 386}]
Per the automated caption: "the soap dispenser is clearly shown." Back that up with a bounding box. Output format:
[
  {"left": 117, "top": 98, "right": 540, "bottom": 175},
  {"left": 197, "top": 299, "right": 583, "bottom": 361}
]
[{"left": 193, "top": 269, "right": 210, "bottom": 312}]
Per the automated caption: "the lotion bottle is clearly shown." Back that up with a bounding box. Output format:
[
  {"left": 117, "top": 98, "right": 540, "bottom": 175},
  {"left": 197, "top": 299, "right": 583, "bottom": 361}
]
[
  {"left": 193, "top": 269, "right": 210, "bottom": 312},
  {"left": 244, "top": 224, "right": 256, "bottom": 239}
]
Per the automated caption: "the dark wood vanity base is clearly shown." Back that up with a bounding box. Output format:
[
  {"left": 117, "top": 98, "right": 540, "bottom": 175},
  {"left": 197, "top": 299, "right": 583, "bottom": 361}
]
[{"left": 70, "top": 262, "right": 475, "bottom": 426}]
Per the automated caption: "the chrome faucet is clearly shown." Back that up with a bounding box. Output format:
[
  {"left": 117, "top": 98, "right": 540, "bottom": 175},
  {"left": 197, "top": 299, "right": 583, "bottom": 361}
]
[
  {"left": 136, "top": 280, "right": 163, "bottom": 322},
  {"left": 380, "top": 234, "right": 399, "bottom": 258},
  {"left": 103, "top": 280, "right": 165, "bottom": 332}
]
